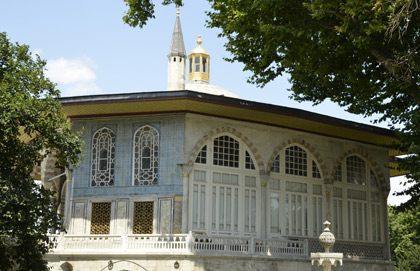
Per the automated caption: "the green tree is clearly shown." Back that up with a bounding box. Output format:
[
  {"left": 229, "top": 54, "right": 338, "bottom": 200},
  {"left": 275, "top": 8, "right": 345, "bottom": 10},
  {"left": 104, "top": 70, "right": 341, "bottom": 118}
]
[
  {"left": 0, "top": 33, "right": 83, "bottom": 271},
  {"left": 122, "top": 0, "right": 420, "bottom": 206},
  {"left": 389, "top": 202, "right": 420, "bottom": 271}
]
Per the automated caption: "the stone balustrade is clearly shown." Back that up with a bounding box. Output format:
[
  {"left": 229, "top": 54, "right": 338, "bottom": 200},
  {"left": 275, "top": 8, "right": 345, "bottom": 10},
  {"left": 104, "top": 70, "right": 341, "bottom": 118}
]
[
  {"left": 48, "top": 233, "right": 385, "bottom": 260},
  {"left": 48, "top": 233, "right": 307, "bottom": 258}
]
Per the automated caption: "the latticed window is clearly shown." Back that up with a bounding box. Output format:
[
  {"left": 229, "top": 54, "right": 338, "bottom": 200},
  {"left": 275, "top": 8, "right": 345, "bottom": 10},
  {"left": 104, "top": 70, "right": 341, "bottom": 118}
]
[
  {"left": 195, "top": 145, "right": 207, "bottom": 164},
  {"left": 271, "top": 155, "right": 280, "bottom": 173},
  {"left": 133, "top": 126, "right": 159, "bottom": 185},
  {"left": 245, "top": 151, "right": 255, "bottom": 169},
  {"left": 90, "top": 202, "right": 111, "bottom": 234},
  {"left": 346, "top": 156, "right": 366, "bottom": 185},
  {"left": 285, "top": 146, "right": 307, "bottom": 176},
  {"left": 312, "top": 161, "right": 321, "bottom": 179},
  {"left": 213, "top": 135, "right": 239, "bottom": 167},
  {"left": 133, "top": 201, "right": 154, "bottom": 234},
  {"left": 91, "top": 127, "right": 115, "bottom": 187}
]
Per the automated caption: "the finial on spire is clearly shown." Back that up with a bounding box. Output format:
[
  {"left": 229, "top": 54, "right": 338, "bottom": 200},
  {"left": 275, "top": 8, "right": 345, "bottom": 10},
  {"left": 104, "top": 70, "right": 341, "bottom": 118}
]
[
  {"left": 197, "top": 35, "right": 202, "bottom": 46},
  {"left": 177, "top": 6, "right": 180, "bottom": 16}
]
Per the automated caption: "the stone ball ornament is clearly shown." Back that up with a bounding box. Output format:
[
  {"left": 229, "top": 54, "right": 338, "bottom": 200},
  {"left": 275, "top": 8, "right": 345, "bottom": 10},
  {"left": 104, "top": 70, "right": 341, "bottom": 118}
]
[
  {"left": 311, "top": 221, "right": 343, "bottom": 271},
  {"left": 319, "top": 221, "right": 335, "bottom": 252}
]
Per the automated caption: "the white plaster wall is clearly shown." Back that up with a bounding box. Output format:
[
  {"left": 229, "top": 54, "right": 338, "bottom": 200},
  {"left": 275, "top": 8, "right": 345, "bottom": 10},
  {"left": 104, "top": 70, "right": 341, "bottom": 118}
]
[{"left": 47, "top": 256, "right": 394, "bottom": 271}]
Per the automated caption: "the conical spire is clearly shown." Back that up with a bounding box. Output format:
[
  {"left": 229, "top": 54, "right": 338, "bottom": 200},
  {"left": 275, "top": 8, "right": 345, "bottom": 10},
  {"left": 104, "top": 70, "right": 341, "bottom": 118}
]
[
  {"left": 167, "top": 7, "right": 186, "bottom": 91},
  {"left": 168, "top": 7, "right": 186, "bottom": 58}
]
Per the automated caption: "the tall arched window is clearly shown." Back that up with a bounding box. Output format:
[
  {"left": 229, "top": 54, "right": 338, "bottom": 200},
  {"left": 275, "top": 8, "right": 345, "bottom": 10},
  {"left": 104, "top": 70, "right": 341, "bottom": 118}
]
[
  {"left": 133, "top": 125, "right": 159, "bottom": 185},
  {"left": 333, "top": 155, "right": 382, "bottom": 242},
  {"left": 190, "top": 134, "right": 259, "bottom": 236},
  {"left": 268, "top": 145, "right": 324, "bottom": 238},
  {"left": 91, "top": 127, "right": 115, "bottom": 187}
]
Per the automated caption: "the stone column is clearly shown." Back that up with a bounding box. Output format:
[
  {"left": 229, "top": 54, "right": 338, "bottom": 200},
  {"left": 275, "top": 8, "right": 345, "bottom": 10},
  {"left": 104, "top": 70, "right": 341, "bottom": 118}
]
[
  {"left": 325, "top": 184, "right": 333, "bottom": 222},
  {"left": 260, "top": 173, "right": 269, "bottom": 239},
  {"left": 181, "top": 164, "right": 192, "bottom": 233},
  {"left": 63, "top": 168, "right": 73, "bottom": 232}
]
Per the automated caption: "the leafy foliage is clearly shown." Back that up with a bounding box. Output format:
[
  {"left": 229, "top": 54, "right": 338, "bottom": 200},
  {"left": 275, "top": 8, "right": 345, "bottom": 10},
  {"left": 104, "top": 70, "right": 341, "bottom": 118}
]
[
  {"left": 122, "top": 0, "right": 183, "bottom": 28},
  {"left": 122, "top": 0, "right": 420, "bottom": 207},
  {"left": 389, "top": 202, "right": 420, "bottom": 271},
  {"left": 0, "top": 33, "right": 83, "bottom": 271}
]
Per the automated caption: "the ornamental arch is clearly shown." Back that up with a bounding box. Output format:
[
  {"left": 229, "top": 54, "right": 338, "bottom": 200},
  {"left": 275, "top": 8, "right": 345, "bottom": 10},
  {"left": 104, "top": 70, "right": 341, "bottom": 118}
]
[
  {"left": 187, "top": 125, "right": 265, "bottom": 175},
  {"left": 266, "top": 138, "right": 328, "bottom": 182}
]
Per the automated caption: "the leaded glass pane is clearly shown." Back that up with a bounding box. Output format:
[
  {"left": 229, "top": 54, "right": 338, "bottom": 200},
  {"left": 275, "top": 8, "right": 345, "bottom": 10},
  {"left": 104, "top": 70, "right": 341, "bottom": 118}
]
[
  {"left": 245, "top": 150, "right": 256, "bottom": 170},
  {"left": 195, "top": 145, "right": 207, "bottom": 164},
  {"left": 91, "top": 127, "right": 115, "bottom": 187},
  {"left": 312, "top": 161, "right": 321, "bottom": 178},
  {"left": 271, "top": 155, "right": 280, "bottom": 173},
  {"left": 346, "top": 156, "right": 366, "bottom": 185},
  {"left": 213, "top": 136, "right": 239, "bottom": 167},
  {"left": 133, "top": 126, "right": 159, "bottom": 185},
  {"left": 285, "top": 146, "right": 307, "bottom": 176}
]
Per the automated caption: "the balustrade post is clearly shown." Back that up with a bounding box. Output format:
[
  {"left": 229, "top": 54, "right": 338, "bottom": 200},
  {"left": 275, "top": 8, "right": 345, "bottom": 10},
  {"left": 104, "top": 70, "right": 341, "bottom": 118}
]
[
  {"left": 122, "top": 234, "right": 128, "bottom": 251},
  {"left": 187, "top": 231, "right": 194, "bottom": 252},
  {"left": 304, "top": 239, "right": 309, "bottom": 257},
  {"left": 249, "top": 236, "right": 255, "bottom": 255}
]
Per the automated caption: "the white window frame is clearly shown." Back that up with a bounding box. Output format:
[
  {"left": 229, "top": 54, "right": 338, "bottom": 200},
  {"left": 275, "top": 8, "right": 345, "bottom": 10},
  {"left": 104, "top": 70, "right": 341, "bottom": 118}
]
[
  {"left": 267, "top": 144, "right": 325, "bottom": 239},
  {"left": 189, "top": 134, "right": 260, "bottom": 237},
  {"left": 332, "top": 155, "right": 383, "bottom": 243}
]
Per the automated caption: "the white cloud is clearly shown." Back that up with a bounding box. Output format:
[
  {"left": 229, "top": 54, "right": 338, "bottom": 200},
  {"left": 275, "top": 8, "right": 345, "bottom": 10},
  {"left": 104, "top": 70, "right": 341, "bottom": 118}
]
[
  {"left": 46, "top": 57, "right": 96, "bottom": 84},
  {"left": 45, "top": 56, "right": 102, "bottom": 97}
]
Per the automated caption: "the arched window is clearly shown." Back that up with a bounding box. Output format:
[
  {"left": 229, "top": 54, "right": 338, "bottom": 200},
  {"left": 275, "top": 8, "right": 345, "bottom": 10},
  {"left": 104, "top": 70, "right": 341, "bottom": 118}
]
[
  {"left": 91, "top": 127, "right": 115, "bottom": 187},
  {"left": 332, "top": 155, "right": 382, "bottom": 242},
  {"left": 133, "top": 125, "right": 159, "bottom": 185},
  {"left": 190, "top": 134, "right": 259, "bottom": 236},
  {"left": 268, "top": 145, "right": 324, "bottom": 238}
]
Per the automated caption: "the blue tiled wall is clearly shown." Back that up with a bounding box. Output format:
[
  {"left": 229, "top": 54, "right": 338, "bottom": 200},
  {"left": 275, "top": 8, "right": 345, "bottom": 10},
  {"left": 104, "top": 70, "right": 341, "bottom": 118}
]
[{"left": 71, "top": 115, "right": 184, "bottom": 198}]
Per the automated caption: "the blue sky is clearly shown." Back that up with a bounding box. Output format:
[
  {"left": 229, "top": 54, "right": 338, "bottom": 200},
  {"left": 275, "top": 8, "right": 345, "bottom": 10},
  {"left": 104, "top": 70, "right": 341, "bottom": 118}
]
[{"left": 0, "top": 0, "right": 408, "bottom": 205}]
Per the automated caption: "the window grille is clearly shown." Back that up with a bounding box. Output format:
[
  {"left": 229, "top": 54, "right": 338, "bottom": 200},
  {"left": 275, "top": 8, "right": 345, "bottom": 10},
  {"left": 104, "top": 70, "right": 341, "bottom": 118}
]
[
  {"left": 346, "top": 156, "right": 366, "bottom": 185},
  {"left": 133, "top": 201, "right": 154, "bottom": 234},
  {"left": 285, "top": 146, "right": 307, "bottom": 176},
  {"left": 312, "top": 161, "right": 321, "bottom": 178},
  {"left": 271, "top": 155, "right": 280, "bottom": 173},
  {"left": 195, "top": 145, "right": 207, "bottom": 164},
  {"left": 133, "top": 126, "right": 159, "bottom": 185},
  {"left": 91, "top": 127, "right": 115, "bottom": 187},
  {"left": 213, "top": 136, "right": 239, "bottom": 167},
  {"left": 90, "top": 202, "right": 111, "bottom": 234},
  {"left": 245, "top": 151, "right": 255, "bottom": 169}
]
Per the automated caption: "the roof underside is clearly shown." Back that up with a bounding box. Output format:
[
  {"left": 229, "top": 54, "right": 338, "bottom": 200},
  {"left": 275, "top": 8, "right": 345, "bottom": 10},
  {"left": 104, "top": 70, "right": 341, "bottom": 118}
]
[{"left": 60, "top": 90, "right": 401, "bottom": 177}]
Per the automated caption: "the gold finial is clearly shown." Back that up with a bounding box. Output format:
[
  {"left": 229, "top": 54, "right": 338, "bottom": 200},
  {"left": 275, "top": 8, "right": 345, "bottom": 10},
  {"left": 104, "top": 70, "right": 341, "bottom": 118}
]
[
  {"left": 197, "top": 35, "right": 202, "bottom": 46},
  {"left": 177, "top": 6, "right": 180, "bottom": 16}
]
